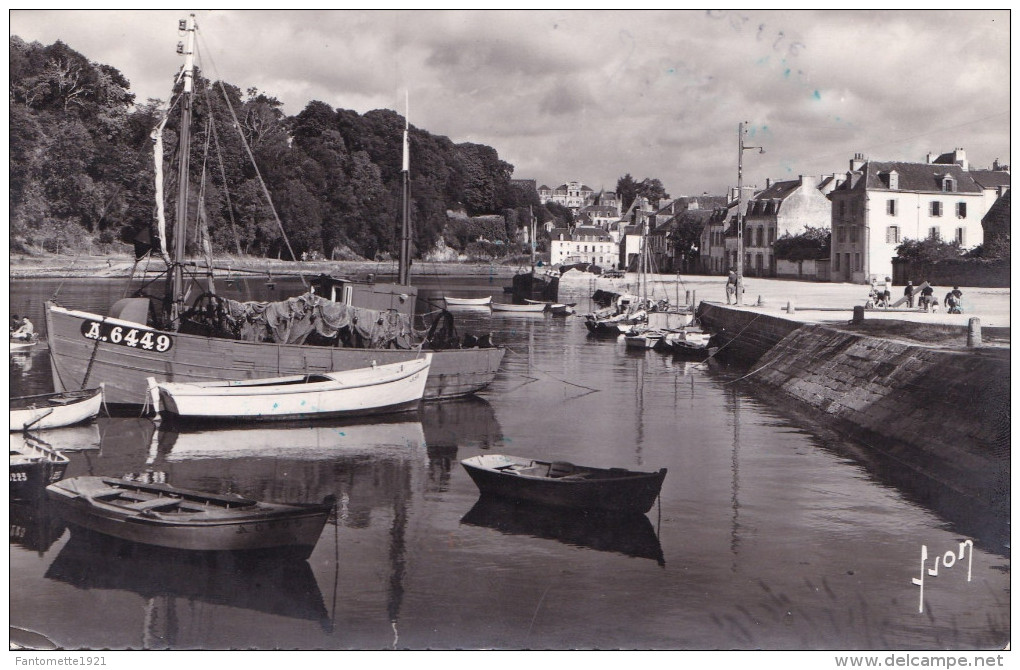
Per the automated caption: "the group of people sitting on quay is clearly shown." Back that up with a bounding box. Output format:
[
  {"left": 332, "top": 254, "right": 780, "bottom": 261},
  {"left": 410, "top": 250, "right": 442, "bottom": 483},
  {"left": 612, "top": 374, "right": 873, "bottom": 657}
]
[{"left": 867, "top": 278, "right": 963, "bottom": 313}]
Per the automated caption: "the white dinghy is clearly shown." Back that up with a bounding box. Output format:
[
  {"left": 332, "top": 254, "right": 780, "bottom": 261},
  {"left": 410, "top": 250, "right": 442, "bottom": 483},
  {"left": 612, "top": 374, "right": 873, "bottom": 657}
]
[{"left": 150, "top": 354, "right": 431, "bottom": 422}]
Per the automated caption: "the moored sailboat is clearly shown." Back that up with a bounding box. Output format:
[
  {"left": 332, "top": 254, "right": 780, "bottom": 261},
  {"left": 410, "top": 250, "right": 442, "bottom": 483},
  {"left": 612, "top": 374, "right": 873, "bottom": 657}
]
[{"left": 44, "top": 15, "right": 504, "bottom": 407}]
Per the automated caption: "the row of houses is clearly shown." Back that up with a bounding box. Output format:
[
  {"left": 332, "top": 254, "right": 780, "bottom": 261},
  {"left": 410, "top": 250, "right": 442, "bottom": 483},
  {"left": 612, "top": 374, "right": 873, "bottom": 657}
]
[{"left": 535, "top": 148, "right": 1009, "bottom": 284}]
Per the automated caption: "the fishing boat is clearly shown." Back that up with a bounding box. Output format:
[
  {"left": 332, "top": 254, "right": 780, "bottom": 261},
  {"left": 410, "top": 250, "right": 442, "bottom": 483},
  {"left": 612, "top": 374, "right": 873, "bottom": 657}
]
[
  {"left": 150, "top": 355, "right": 430, "bottom": 421},
  {"left": 46, "top": 476, "right": 334, "bottom": 558},
  {"left": 491, "top": 302, "right": 547, "bottom": 313},
  {"left": 443, "top": 296, "right": 492, "bottom": 307},
  {"left": 507, "top": 207, "right": 559, "bottom": 303},
  {"left": 10, "top": 386, "right": 104, "bottom": 431},
  {"left": 10, "top": 437, "right": 70, "bottom": 499},
  {"left": 43, "top": 15, "right": 503, "bottom": 408},
  {"left": 461, "top": 454, "right": 667, "bottom": 514}
]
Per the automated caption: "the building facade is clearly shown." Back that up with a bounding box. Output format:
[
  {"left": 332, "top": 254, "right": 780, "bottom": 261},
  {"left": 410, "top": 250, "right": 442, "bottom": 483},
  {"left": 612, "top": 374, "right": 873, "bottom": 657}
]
[
  {"left": 549, "top": 226, "right": 617, "bottom": 267},
  {"left": 538, "top": 181, "right": 596, "bottom": 211},
  {"left": 722, "top": 175, "right": 835, "bottom": 278},
  {"left": 827, "top": 150, "right": 1006, "bottom": 283}
]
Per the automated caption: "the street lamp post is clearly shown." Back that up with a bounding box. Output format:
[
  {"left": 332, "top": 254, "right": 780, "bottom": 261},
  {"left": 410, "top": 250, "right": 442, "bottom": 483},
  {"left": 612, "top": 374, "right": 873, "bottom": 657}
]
[{"left": 736, "top": 121, "right": 764, "bottom": 306}]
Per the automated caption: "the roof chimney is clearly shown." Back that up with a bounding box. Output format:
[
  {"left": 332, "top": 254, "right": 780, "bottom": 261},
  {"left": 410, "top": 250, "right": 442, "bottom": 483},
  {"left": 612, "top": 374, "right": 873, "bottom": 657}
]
[
  {"left": 954, "top": 147, "right": 969, "bottom": 171},
  {"left": 850, "top": 153, "right": 867, "bottom": 171},
  {"left": 927, "top": 152, "right": 938, "bottom": 164},
  {"left": 765, "top": 177, "right": 772, "bottom": 189}
]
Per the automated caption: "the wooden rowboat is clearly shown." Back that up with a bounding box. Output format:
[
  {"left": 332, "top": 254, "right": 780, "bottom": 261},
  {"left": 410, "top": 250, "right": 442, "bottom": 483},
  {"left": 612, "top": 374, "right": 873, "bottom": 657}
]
[
  {"left": 10, "top": 335, "right": 37, "bottom": 350},
  {"left": 11, "top": 436, "right": 70, "bottom": 500},
  {"left": 491, "top": 302, "right": 547, "bottom": 313},
  {"left": 46, "top": 476, "right": 334, "bottom": 558},
  {"left": 461, "top": 454, "right": 666, "bottom": 514},
  {"left": 443, "top": 295, "right": 492, "bottom": 307},
  {"left": 10, "top": 386, "right": 104, "bottom": 431},
  {"left": 669, "top": 331, "right": 712, "bottom": 358},
  {"left": 151, "top": 355, "right": 431, "bottom": 421}
]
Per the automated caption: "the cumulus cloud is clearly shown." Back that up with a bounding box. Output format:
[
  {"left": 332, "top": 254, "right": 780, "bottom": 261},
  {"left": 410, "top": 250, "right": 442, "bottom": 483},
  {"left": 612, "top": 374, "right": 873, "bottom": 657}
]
[{"left": 10, "top": 9, "right": 1009, "bottom": 197}]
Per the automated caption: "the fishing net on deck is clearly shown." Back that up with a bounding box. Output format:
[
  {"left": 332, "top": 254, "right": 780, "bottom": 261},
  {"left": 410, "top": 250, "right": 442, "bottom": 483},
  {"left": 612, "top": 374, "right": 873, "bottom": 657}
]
[{"left": 218, "top": 292, "right": 417, "bottom": 349}]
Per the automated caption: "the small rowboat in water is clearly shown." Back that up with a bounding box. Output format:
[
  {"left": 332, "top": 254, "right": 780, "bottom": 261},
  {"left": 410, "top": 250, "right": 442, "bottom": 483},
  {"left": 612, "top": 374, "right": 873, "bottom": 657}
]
[
  {"left": 10, "top": 335, "right": 37, "bottom": 350},
  {"left": 491, "top": 302, "right": 547, "bottom": 313},
  {"left": 151, "top": 354, "right": 431, "bottom": 421},
  {"left": 10, "top": 386, "right": 104, "bottom": 431},
  {"left": 11, "top": 437, "right": 70, "bottom": 499},
  {"left": 443, "top": 295, "right": 493, "bottom": 307},
  {"left": 461, "top": 454, "right": 667, "bottom": 514},
  {"left": 46, "top": 476, "right": 334, "bottom": 558},
  {"left": 523, "top": 299, "right": 576, "bottom": 316}
]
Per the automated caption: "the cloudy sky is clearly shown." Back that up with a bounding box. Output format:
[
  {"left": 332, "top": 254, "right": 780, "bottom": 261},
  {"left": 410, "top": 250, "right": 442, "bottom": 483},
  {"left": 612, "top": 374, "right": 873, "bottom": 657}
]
[{"left": 10, "top": 9, "right": 1011, "bottom": 197}]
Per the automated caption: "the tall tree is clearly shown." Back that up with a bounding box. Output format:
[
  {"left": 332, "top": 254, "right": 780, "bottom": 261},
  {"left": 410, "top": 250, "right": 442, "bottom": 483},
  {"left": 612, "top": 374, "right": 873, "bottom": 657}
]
[{"left": 616, "top": 174, "right": 638, "bottom": 212}]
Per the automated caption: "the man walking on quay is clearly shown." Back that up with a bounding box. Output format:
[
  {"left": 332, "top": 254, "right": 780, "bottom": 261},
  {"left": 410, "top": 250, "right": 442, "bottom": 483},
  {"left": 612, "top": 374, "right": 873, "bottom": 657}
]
[
  {"left": 904, "top": 281, "right": 915, "bottom": 308},
  {"left": 726, "top": 268, "right": 737, "bottom": 304}
]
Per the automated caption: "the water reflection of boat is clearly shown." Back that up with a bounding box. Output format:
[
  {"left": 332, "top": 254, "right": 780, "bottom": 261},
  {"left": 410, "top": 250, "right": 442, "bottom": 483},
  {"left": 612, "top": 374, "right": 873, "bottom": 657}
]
[
  {"left": 460, "top": 497, "right": 664, "bottom": 565},
  {"left": 154, "top": 417, "right": 427, "bottom": 461},
  {"left": 45, "top": 530, "right": 331, "bottom": 633},
  {"left": 148, "top": 418, "right": 428, "bottom": 508},
  {"left": 10, "top": 498, "right": 66, "bottom": 554},
  {"left": 418, "top": 396, "right": 502, "bottom": 451},
  {"left": 9, "top": 424, "right": 102, "bottom": 453}
]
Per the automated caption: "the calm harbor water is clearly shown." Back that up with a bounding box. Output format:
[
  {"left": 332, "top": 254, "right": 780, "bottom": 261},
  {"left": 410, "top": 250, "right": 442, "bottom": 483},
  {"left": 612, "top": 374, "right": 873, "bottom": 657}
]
[{"left": 9, "top": 275, "right": 1010, "bottom": 650}]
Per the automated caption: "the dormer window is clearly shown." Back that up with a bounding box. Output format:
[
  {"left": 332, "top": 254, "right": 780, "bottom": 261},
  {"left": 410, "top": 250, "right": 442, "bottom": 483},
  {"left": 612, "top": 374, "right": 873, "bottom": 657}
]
[
  {"left": 887, "top": 170, "right": 899, "bottom": 190},
  {"left": 942, "top": 176, "right": 956, "bottom": 192}
]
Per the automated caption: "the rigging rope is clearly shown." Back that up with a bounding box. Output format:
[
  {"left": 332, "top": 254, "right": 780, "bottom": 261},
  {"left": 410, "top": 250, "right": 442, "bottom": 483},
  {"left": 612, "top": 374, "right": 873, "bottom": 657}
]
[
  {"left": 201, "top": 75, "right": 244, "bottom": 256},
  {"left": 195, "top": 32, "right": 306, "bottom": 287}
]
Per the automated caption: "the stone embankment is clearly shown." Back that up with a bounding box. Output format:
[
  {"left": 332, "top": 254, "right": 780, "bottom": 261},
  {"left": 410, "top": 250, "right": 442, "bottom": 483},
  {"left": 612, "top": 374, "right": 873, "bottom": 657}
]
[{"left": 698, "top": 303, "right": 1009, "bottom": 513}]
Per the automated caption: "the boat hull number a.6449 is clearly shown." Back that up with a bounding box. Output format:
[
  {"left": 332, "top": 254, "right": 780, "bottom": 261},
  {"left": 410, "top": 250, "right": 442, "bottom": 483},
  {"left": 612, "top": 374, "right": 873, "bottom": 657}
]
[{"left": 81, "top": 320, "right": 173, "bottom": 353}]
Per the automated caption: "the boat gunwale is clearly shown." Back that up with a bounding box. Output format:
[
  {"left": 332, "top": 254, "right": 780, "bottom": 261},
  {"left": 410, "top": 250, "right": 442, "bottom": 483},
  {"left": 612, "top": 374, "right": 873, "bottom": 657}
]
[
  {"left": 462, "top": 456, "right": 666, "bottom": 483},
  {"left": 157, "top": 356, "right": 431, "bottom": 397}
]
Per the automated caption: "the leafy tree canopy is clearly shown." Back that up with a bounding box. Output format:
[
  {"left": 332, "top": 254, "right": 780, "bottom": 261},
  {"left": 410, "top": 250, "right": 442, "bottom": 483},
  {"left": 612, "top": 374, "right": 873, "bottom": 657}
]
[
  {"left": 773, "top": 226, "right": 831, "bottom": 261},
  {"left": 10, "top": 35, "right": 526, "bottom": 261}
]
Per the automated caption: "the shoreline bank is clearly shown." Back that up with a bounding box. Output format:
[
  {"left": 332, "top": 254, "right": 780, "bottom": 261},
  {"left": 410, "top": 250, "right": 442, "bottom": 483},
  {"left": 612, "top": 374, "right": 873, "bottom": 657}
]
[{"left": 8, "top": 253, "right": 520, "bottom": 280}]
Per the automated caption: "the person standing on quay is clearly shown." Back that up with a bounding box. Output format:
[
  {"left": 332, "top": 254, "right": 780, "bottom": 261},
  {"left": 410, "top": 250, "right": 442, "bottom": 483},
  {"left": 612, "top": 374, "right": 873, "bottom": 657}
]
[
  {"left": 883, "top": 276, "right": 892, "bottom": 308},
  {"left": 904, "top": 281, "right": 915, "bottom": 308},
  {"left": 725, "top": 268, "right": 737, "bottom": 305}
]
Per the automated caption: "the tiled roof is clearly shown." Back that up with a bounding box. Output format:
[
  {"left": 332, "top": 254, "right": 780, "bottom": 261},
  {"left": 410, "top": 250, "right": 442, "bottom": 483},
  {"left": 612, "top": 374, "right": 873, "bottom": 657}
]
[
  {"left": 550, "top": 226, "right": 612, "bottom": 241},
  {"left": 969, "top": 170, "right": 1011, "bottom": 189},
  {"left": 832, "top": 161, "right": 983, "bottom": 194},
  {"left": 751, "top": 179, "right": 801, "bottom": 201}
]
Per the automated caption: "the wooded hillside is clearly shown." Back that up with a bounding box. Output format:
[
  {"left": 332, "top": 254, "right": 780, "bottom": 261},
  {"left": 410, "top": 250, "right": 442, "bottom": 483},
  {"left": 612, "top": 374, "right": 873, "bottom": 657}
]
[{"left": 10, "top": 36, "right": 558, "bottom": 261}]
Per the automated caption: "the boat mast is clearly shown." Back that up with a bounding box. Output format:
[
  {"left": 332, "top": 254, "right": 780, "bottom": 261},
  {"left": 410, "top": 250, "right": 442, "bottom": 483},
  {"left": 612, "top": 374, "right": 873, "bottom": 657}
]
[
  {"left": 170, "top": 14, "right": 197, "bottom": 326},
  {"left": 398, "top": 93, "right": 412, "bottom": 286},
  {"left": 529, "top": 205, "right": 536, "bottom": 273}
]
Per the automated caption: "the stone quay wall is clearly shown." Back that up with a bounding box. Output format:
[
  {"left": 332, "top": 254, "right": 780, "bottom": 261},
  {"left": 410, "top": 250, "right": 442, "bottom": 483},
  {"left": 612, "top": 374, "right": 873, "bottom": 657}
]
[{"left": 697, "top": 303, "right": 1009, "bottom": 511}]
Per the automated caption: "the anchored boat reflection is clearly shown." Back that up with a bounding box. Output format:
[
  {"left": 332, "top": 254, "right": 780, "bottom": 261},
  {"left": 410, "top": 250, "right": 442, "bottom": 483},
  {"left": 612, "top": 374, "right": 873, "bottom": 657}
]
[
  {"left": 460, "top": 497, "right": 665, "bottom": 565},
  {"left": 10, "top": 498, "right": 66, "bottom": 555},
  {"left": 45, "top": 530, "right": 332, "bottom": 646}
]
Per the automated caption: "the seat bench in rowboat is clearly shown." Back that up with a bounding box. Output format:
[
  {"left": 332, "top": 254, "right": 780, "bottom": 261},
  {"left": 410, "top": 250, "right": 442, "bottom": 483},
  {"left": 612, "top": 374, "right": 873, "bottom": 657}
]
[
  {"left": 460, "top": 454, "right": 666, "bottom": 514},
  {"left": 46, "top": 477, "right": 334, "bottom": 559}
]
